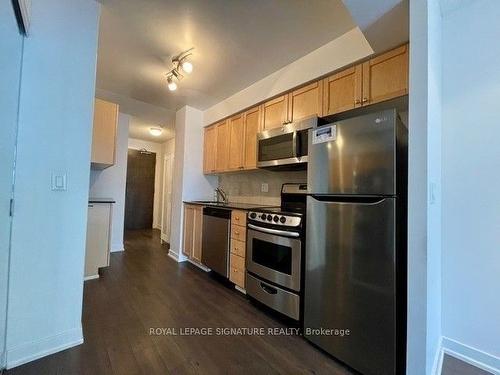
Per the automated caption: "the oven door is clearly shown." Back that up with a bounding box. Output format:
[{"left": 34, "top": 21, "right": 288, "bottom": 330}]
[{"left": 246, "top": 226, "right": 301, "bottom": 291}]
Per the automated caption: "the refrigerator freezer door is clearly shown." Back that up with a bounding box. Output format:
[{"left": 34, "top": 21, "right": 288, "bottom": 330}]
[
  {"left": 308, "top": 110, "right": 397, "bottom": 195},
  {"left": 304, "top": 196, "right": 396, "bottom": 375}
]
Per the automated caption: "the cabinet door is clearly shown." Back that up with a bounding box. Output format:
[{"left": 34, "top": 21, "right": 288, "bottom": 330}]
[
  {"left": 91, "top": 99, "right": 118, "bottom": 167},
  {"left": 215, "top": 120, "right": 230, "bottom": 172},
  {"left": 288, "top": 81, "right": 323, "bottom": 122},
  {"left": 203, "top": 125, "right": 217, "bottom": 174},
  {"left": 362, "top": 44, "right": 409, "bottom": 105},
  {"left": 243, "top": 106, "right": 260, "bottom": 170},
  {"left": 182, "top": 205, "right": 194, "bottom": 257},
  {"left": 85, "top": 203, "right": 111, "bottom": 278},
  {"left": 192, "top": 207, "right": 203, "bottom": 263},
  {"left": 228, "top": 114, "right": 244, "bottom": 170},
  {"left": 323, "top": 65, "right": 362, "bottom": 116},
  {"left": 261, "top": 95, "right": 288, "bottom": 130}
]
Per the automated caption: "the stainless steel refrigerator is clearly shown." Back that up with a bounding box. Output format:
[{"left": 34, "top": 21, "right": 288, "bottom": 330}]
[{"left": 304, "top": 109, "right": 407, "bottom": 375}]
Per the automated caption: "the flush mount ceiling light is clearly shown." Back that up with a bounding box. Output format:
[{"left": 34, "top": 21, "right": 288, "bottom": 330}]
[
  {"left": 149, "top": 127, "right": 163, "bottom": 136},
  {"left": 165, "top": 48, "right": 194, "bottom": 91}
]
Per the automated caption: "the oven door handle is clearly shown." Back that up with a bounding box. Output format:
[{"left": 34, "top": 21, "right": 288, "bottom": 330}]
[{"left": 248, "top": 224, "right": 300, "bottom": 238}]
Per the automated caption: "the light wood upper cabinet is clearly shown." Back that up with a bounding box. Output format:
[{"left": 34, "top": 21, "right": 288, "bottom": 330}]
[
  {"left": 228, "top": 114, "right": 244, "bottom": 170},
  {"left": 288, "top": 81, "right": 323, "bottom": 122},
  {"left": 91, "top": 98, "right": 118, "bottom": 169},
  {"left": 215, "top": 121, "right": 229, "bottom": 172},
  {"left": 203, "top": 125, "right": 217, "bottom": 174},
  {"left": 243, "top": 106, "right": 260, "bottom": 170},
  {"left": 323, "top": 65, "right": 363, "bottom": 116},
  {"left": 183, "top": 204, "right": 203, "bottom": 264},
  {"left": 362, "top": 44, "right": 409, "bottom": 106},
  {"left": 261, "top": 95, "right": 288, "bottom": 130}
]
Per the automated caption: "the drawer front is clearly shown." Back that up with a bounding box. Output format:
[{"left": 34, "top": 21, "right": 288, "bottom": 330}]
[
  {"left": 230, "top": 254, "right": 245, "bottom": 288},
  {"left": 231, "top": 224, "right": 246, "bottom": 242},
  {"left": 231, "top": 210, "right": 247, "bottom": 227},
  {"left": 230, "top": 239, "right": 246, "bottom": 257},
  {"left": 246, "top": 273, "right": 300, "bottom": 320}
]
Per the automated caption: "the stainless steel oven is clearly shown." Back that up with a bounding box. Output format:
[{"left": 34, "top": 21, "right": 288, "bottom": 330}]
[
  {"left": 257, "top": 116, "right": 320, "bottom": 169},
  {"left": 246, "top": 225, "right": 302, "bottom": 291}
]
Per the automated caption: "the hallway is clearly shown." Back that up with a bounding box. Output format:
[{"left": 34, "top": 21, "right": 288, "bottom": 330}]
[{"left": 7, "top": 230, "right": 352, "bottom": 375}]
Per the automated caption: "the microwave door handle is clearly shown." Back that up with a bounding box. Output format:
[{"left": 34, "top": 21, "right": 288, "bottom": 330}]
[
  {"left": 248, "top": 224, "right": 300, "bottom": 238},
  {"left": 292, "top": 130, "right": 298, "bottom": 158}
]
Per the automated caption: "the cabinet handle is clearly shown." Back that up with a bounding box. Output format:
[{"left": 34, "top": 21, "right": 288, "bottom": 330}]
[
  {"left": 235, "top": 231, "right": 240, "bottom": 235},
  {"left": 362, "top": 97, "right": 368, "bottom": 103},
  {"left": 355, "top": 99, "right": 361, "bottom": 105},
  {"left": 235, "top": 217, "right": 239, "bottom": 220}
]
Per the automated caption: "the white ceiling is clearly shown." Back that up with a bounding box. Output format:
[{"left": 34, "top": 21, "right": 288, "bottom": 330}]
[{"left": 96, "top": 0, "right": 356, "bottom": 141}]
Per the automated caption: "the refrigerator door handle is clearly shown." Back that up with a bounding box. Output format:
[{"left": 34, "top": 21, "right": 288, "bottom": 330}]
[{"left": 309, "top": 195, "right": 388, "bottom": 205}]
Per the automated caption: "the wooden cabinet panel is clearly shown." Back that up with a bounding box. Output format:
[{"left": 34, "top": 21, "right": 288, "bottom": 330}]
[
  {"left": 230, "top": 239, "right": 246, "bottom": 258},
  {"left": 228, "top": 114, "right": 244, "bottom": 170},
  {"left": 231, "top": 224, "right": 246, "bottom": 242},
  {"left": 203, "top": 125, "right": 217, "bottom": 174},
  {"left": 215, "top": 121, "right": 229, "bottom": 172},
  {"left": 243, "top": 106, "right": 260, "bottom": 170},
  {"left": 182, "top": 205, "right": 194, "bottom": 257},
  {"left": 192, "top": 206, "right": 203, "bottom": 263},
  {"left": 261, "top": 95, "right": 288, "bottom": 130},
  {"left": 288, "top": 81, "right": 323, "bottom": 122},
  {"left": 231, "top": 210, "right": 247, "bottom": 227},
  {"left": 362, "top": 44, "right": 408, "bottom": 105},
  {"left": 323, "top": 65, "right": 362, "bottom": 116},
  {"left": 91, "top": 99, "right": 118, "bottom": 169},
  {"left": 229, "top": 254, "right": 245, "bottom": 288}
]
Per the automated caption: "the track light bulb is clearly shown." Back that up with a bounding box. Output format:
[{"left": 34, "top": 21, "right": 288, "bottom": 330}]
[
  {"left": 181, "top": 60, "right": 193, "bottom": 74},
  {"left": 167, "top": 76, "right": 177, "bottom": 91}
]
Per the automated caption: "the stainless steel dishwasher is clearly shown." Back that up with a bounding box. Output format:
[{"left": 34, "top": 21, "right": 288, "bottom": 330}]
[{"left": 201, "top": 207, "right": 231, "bottom": 277}]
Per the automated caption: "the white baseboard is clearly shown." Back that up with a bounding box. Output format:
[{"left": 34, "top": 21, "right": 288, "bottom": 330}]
[
  {"left": 7, "top": 326, "right": 83, "bottom": 369},
  {"left": 84, "top": 274, "right": 99, "bottom": 281},
  {"left": 235, "top": 285, "right": 246, "bottom": 294},
  {"left": 432, "top": 336, "right": 444, "bottom": 375},
  {"left": 167, "top": 250, "right": 181, "bottom": 262},
  {"left": 160, "top": 233, "right": 169, "bottom": 243},
  {"left": 441, "top": 336, "right": 500, "bottom": 374},
  {"left": 111, "top": 242, "right": 124, "bottom": 252}
]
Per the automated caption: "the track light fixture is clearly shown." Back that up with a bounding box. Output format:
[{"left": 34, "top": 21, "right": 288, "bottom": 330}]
[{"left": 165, "top": 48, "right": 194, "bottom": 91}]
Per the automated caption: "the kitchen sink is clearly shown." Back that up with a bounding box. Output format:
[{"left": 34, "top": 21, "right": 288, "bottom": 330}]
[{"left": 191, "top": 200, "right": 227, "bottom": 206}]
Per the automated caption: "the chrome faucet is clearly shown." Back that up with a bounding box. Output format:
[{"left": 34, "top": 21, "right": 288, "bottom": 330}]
[{"left": 215, "top": 187, "right": 228, "bottom": 205}]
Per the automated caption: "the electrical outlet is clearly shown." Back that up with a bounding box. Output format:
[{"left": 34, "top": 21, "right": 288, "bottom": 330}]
[
  {"left": 51, "top": 173, "right": 67, "bottom": 191},
  {"left": 261, "top": 183, "right": 269, "bottom": 193}
]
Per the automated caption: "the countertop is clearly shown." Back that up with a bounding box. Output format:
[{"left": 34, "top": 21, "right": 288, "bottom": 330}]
[
  {"left": 183, "top": 200, "right": 277, "bottom": 211},
  {"left": 89, "top": 198, "right": 116, "bottom": 204}
]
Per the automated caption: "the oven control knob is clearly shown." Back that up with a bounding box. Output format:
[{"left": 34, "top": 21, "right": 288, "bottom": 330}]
[
  {"left": 260, "top": 214, "right": 267, "bottom": 220},
  {"left": 266, "top": 214, "right": 273, "bottom": 221},
  {"left": 249, "top": 212, "right": 257, "bottom": 219},
  {"left": 273, "top": 215, "right": 279, "bottom": 223},
  {"left": 280, "top": 216, "right": 286, "bottom": 224}
]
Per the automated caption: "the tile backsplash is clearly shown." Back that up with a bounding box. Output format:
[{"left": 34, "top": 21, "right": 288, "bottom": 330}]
[{"left": 218, "top": 169, "right": 307, "bottom": 206}]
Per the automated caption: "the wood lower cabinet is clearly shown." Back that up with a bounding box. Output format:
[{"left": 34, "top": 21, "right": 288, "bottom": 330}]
[
  {"left": 288, "top": 81, "right": 323, "bottom": 122},
  {"left": 85, "top": 202, "right": 112, "bottom": 279},
  {"left": 182, "top": 204, "right": 203, "bottom": 264},
  {"left": 91, "top": 99, "right": 118, "bottom": 169},
  {"left": 203, "top": 125, "right": 217, "bottom": 174},
  {"left": 230, "top": 210, "right": 247, "bottom": 289}
]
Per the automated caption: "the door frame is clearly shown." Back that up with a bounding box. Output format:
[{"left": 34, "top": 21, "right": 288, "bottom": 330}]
[{"left": 161, "top": 154, "right": 174, "bottom": 243}]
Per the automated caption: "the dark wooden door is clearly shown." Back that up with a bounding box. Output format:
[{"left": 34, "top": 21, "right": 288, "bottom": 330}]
[{"left": 125, "top": 149, "right": 156, "bottom": 230}]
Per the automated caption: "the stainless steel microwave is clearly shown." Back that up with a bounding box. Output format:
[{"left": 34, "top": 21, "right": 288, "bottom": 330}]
[{"left": 257, "top": 116, "right": 321, "bottom": 170}]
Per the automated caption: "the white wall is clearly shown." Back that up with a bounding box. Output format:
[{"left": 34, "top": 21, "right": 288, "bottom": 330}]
[
  {"left": 89, "top": 113, "right": 130, "bottom": 252},
  {"left": 128, "top": 138, "right": 165, "bottom": 229},
  {"left": 203, "top": 27, "right": 373, "bottom": 125},
  {"left": 170, "top": 106, "right": 218, "bottom": 260},
  {"left": 440, "top": 0, "right": 500, "bottom": 371},
  {"left": 6, "top": 0, "right": 100, "bottom": 368}
]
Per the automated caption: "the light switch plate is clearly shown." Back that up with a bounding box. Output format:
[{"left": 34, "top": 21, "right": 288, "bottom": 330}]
[
  {"left": 51, "top": 173, "right": 67, "bottom": 191},
  {"left": 261, "top": 183, "right": 268, "bottom": 193}
]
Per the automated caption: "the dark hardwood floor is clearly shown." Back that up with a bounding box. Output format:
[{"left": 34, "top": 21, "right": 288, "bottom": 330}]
[{"left": 7, "top": 229, "right": 355, "bottom": 375}]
